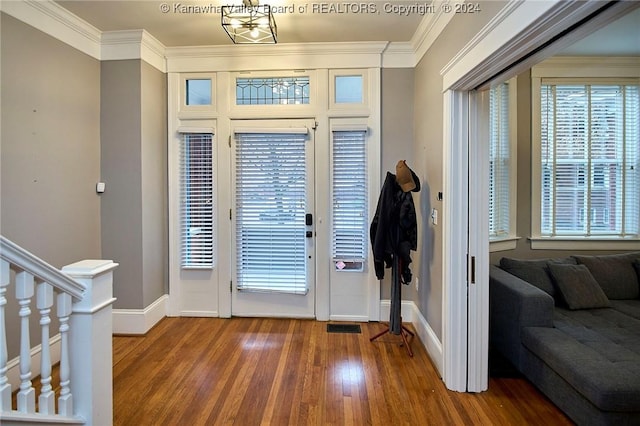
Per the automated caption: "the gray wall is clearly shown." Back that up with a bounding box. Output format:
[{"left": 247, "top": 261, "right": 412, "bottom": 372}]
[
  {"left": 101, "top": 60, "right": 168, "bottom": 309},
  {"left": 0, "top": 13, "right": 101, "bottom": 264},
  {"left": 411, "top": 1, "right": 507, "bottom": 340},
  {"left": 380, "top": 67, "right": 416, "bottom": 300},
  {"left": 1, "top": 13, "right": 101, "bottom": 358}
]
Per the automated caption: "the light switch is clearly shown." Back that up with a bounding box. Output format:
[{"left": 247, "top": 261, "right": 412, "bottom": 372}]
[
  {"left": 96, "top": 182, "right": 106, "bottom": 193},
  {"left": 431, "top": 208, "right": 438, "bottom": 225}
]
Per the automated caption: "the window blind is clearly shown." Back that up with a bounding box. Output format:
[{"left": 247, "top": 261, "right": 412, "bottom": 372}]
[
  {"left": 331, "top": 130, "right": 368, "bottom": 270},
  {"left": 234, "top": 132, "right": 309, "bottom": 294},
  {"left": 180, "top": 133, "right": 214, "bottom": 268},
  {"left": 540, "top": 83, "right": 640, "bottom": 237},
  {"left": 489, "top": 82, "right": 511, "bottom": 240}
]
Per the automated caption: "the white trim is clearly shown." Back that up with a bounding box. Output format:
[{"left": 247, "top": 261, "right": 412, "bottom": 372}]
[
  {"left": 329, "top": 315, "right": 369, "bottom": 322},
  {"left": 411, "top": 3, "right": 456, "bottom": 66},
  {"left": 442, "top": 90, "right": 469, "bottom": 392},
  {"left": 165, "top": 42, "right": 389, "bottom": 73},
  {"left": 101, "top": 29, "right": 167, "bottom": 73},
  {"left": 379, "top": 300, "right": 443, "bottom": 377},
  {"left": 0, "top": 0, "right": 101, "bottom": 59},
  {"left": 467, "top": 90, "right": 489, "bottom": 393},
  {"left": 529, "top": 238, "right": 640, "bottom": 251},
  {"left": 7, "top": 334, "right": 61, "bottom": 389},
  {"left": 112, "top": 294, "right": 168, "bottom": 335},
  {"left": 382, "top": 42, "right": 416, "bottom": 68}
]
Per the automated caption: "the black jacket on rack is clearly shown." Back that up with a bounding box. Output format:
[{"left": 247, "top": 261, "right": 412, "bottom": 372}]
[{"left": 370, "top": 169, "right": 420, "bottom": 283}]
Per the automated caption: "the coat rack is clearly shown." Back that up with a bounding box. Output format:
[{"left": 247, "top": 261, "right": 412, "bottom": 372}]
[{"left": 370, "top": 257, "right": 415, "bottom": 357}]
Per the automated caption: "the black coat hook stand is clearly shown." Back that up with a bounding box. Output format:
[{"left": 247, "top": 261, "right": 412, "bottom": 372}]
[{"left": 370, "top": 256, "right": 414, "bottom": 357}]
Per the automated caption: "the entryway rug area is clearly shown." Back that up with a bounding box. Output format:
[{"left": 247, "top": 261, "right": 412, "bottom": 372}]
[{"left": 327, "top": 323, "right": 362, "bottom": 334}]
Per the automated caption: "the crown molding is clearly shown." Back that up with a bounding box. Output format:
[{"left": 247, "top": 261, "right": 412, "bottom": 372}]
[
  {"left": 1, "top": 0, "right": 457, "bottom": 72},
  {"left": 0, "top": 0, "right": 101, "bottom": 59},
  {"left": 165, "top": 41, "right": 391, "bottom": 72},
  {"left": 411, "top": 2, "right": 456, "bottom": 67},
  {"left": 102, "top": 29, "right": 167, "bottom": 72}
]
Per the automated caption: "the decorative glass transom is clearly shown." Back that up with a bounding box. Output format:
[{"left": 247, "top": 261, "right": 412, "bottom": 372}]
[{"left": 236, "top": 77, "right": 310, "bottom": 105}]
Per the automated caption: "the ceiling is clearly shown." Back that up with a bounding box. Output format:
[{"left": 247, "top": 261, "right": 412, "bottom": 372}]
[
  {"left": 57, "top": 0, "right": 424, "bottom": 46},
  {"left": 56, "top": 1, "right": 639, "bottom": 53}
]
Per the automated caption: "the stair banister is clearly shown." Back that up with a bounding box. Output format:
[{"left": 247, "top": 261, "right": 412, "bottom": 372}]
[{"left": 0, "top": 236, "right": 118, "bottom": 426}]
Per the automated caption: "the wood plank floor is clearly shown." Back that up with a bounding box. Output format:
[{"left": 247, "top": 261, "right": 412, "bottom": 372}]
[{"left": 113, "top": 317, "right": 573, "bottom": 425}]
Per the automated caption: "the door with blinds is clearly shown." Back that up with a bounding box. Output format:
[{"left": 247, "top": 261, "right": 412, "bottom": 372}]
[{"left": 231, "top": 120, "right": 316, "bottom": 318}]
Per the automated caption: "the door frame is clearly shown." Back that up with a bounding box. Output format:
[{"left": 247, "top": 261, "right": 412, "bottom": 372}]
[{"left": 440, "top": 0, "right": 637, "bottom": 392}]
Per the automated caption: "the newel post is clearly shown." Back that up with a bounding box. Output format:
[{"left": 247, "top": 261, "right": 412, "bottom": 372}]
[{"left": 62, "top": 260, "right": 118, "bottom": 426}]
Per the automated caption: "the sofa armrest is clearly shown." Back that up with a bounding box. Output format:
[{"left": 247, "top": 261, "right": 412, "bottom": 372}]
[{"left": 489, "top": 264, "right": 555, "bottom": 370}]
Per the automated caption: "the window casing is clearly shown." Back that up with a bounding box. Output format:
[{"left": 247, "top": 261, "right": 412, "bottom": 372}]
[
  {"left": 531, "top": 58, "right": 640, "bottom": 250},
  {"left": 538, "top": 82, "right": 639, "bottom": 238}
]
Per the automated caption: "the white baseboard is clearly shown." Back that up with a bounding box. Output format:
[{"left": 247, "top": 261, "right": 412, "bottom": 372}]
[
  {"left": 379, "top": 299, "right": 443, "bottom": 377},
  {"left": 329, "top": 315, "right": 369, "bottom": 322},
  {"left": 7, "top": 334, "right": 61, "bottom": 389},
  {"left": 112, "top": 294, "right": 168, "bottom": 335}
]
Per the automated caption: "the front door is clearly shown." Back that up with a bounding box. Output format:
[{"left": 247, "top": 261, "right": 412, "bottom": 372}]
[{"left": 231, "top": 119, "right": 316, "bottom": 318}]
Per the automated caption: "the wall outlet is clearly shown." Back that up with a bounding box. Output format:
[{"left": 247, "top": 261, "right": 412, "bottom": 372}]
[{"left": 415, "top": 277, "right": 419, "bottom": 292}]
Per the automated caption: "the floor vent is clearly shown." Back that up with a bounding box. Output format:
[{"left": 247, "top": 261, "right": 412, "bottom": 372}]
[{"left": 327, "top": 324, "right": 361, "bottom": 334}]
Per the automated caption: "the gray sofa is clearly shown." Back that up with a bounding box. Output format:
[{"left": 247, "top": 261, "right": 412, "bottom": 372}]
[{"left": 489, "top": 252, "right": 640, "bottom": 425}]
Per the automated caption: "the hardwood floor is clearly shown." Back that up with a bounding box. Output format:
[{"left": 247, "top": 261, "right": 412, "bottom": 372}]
[{"left": 113, "top": 317, "right": 573, "bottom": 425}]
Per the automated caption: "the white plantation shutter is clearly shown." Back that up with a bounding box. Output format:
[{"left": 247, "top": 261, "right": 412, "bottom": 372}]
[
  {"left": 234, "top": 131, "right": 309, "bottom": 294},
  {"left": 489, "top": 82, "right": 511, "bottom": 240},
  {"left": 331, "top": 129, "right": 368, "bottom": 269},
  {"left": 180, "top": 133, "right": 214, "bottom": 268},
  {"left": 540, "top": 82, "right": 640, "bottom": 237}
]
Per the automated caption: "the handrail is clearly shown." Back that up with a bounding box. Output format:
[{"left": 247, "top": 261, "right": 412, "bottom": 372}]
[{"left": 0, "top": 235, "right": 85, "bottom": 300}]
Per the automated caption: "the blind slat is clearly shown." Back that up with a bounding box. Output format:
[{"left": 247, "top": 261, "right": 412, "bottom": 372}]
[
  {"left": 180, "top": 133, "right": 215, "bottom": 268},
  {"left": 540, "top": 83, "right": 639, "bottom": 237},
  {"left": 235, "top": 132, "right": 309, "bottom": 295},
  {"left": 332, "top": 130, "right": 367, "bottom": 266}
]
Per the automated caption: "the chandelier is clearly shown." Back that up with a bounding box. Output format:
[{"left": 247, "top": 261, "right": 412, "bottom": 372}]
[{"left": 221, "top": 0, "right": 278, "bottom": 44}]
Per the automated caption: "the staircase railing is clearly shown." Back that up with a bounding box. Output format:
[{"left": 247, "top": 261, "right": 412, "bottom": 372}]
[{"left": 0, "top": 236, "right": 117, "bottom": 425}]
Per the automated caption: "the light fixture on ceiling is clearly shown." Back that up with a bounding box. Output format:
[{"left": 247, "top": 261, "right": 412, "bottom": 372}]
[{"left": 221, "top": 0, "right": 277, "bottom": 44}]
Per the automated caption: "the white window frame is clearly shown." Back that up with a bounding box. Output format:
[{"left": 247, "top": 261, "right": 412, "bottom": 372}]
[
  {"left": 531, "top": 57, "right": 640, "bottom": 250},
  {"left": 489, "top": 78, "right": 518, "bottom": 252}
]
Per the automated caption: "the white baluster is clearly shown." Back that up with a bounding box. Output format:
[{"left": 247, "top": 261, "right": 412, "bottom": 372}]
[
  {"left": 16, "top": 270, "right": 35, "bottom": 413},
  {"left": 0, "top": 259, "right": 11, "bottom": 411},
  {"left": 57, "top": 292, "right": 73, "bottom": 416},
  {"left": 37, "top": 281, "right": 55, "bottom": 414}
]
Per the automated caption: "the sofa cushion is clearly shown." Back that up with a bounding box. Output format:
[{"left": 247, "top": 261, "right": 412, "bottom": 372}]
[
  {"left": 547, "top": 263, "right": 611, "bottom": 310},
  {"left": 610, "top": 299, "right": 640, "bottom": 320},
  {"left": 573, "top": 252, "right": 640, "bottom": 300},
  {"left": 500, "top": 257, "right": 577, "bottom": 301},
  {"left": 522, "top": 307, "right": 640, "bottom": 412}
]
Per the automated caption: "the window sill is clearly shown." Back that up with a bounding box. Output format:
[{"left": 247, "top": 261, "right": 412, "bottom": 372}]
[
  {"left": 529, "top": 237, "right": 640, "bottom": 251},
  {"left": 489, "top": 237, "right": 520, "bottom": 252}
]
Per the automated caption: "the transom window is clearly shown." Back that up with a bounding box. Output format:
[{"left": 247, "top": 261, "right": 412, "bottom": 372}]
[{"left": 236, "top": 76, "right": 310, "bottom": 105}]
